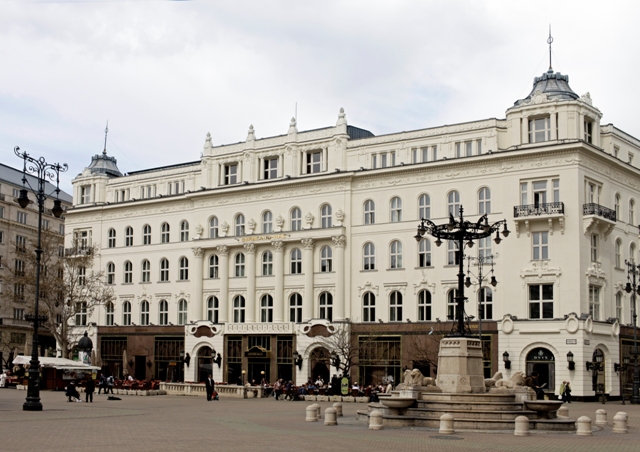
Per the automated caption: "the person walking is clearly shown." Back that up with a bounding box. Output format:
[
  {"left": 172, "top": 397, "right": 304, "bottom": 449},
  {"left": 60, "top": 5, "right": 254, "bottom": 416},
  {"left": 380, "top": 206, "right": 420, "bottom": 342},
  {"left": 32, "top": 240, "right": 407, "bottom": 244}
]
[
  {"left": 564, "top": 381, "right": 572, "bottom": 403},
  {"left": 106, "top": 375, "right": 115, "bottom": 394},
  {"left": 205, "top": 374, "right": 215, "bottom": 402},
  {"left": 85, "top": 377, "right": 96, "bottom": 403},
  {"left": 97, "top": 374, "right": 107, "bottom": 395},
  {"left": 559, "top": 381, "right": 566, "bottom": 402}
]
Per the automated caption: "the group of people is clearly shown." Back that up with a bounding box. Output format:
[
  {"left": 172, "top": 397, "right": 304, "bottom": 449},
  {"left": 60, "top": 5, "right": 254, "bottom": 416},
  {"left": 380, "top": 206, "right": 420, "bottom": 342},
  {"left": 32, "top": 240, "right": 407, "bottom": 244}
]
[
  {"left": 65, "top": 374, "right": 115, "bottom": 403},
  {"left": 525, "top": 371, "right": 572, "bottom": 403},
  {"left": 559, "top": 380, "right": 572, "bottom": 403}
]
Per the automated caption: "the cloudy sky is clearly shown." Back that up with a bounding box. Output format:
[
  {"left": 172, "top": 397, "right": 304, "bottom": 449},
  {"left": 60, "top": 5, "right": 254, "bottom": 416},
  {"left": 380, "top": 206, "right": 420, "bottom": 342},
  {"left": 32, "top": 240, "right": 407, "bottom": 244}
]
[{"left": 2, "top": 1, "right": 639, "bottom": 193}]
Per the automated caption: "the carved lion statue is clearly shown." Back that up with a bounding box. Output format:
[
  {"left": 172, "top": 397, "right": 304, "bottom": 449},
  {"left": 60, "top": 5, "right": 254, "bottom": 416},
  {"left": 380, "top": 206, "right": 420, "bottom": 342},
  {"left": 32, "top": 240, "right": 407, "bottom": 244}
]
[
  {"left": 484, "top": 371, "right": 503, "bottom": 388},
  {"left": 494, "top": 371, "right": 525, "bottom": 389},
  {"left": 403, "top": 369, "right": 436, "bottom": 387}
]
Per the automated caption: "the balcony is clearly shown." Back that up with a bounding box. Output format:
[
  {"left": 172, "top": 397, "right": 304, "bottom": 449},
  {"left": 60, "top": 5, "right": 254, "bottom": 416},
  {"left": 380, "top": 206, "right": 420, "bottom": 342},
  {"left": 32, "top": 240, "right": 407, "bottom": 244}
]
[
  {"left": 65, "top": 247, "right": 93, "bottom": 257},
  {"left": 583, "top": 203, "right": 616, "bottom": 238},
  {"left": 513, "top": 202, "right": 565, "bottom": 237},
  {"left": 0, "top": 317, "right": 33, "bottom": 328}
]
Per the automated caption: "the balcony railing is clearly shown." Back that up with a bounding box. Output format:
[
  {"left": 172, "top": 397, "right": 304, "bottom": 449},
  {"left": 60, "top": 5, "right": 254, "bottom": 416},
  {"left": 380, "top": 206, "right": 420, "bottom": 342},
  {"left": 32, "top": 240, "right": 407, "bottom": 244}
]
[
  {"left": 583, "top": 203, "right": 616, "bottom": 221},
  {"left": 514, "top": 202, "right": 564, "bottom": 218},
  {"left": 65, "top": 247, "right": 93, "bottom": 257},
  {"left": 0, "top": 317, "right": 33, "bottom": 327}
]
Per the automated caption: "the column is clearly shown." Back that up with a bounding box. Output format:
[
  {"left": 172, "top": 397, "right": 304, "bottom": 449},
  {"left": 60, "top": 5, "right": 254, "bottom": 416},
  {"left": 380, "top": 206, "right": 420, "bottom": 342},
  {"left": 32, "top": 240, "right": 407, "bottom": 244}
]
[
  {"left": 191, "top": 247, "right": 204, "bottom": 322},
  {"left": 244, "top": 243, "right": 256, "bottom": 322},
  {"left": 217, "top": 245, "right": 229, "bottom": 323},
  {"left": 331, "top": 235, "right": 346, "bottom": 320},
  {"left": 550, "top": 112, "right": 557, "bottom": 140},
  {"left": 272, "top": 241, "right": 285, "bottom": 322},
  {"left": 522, "top": 116, "right": 529, "bottom": 144},
  {"left": 301, "top": 238, "right": 315, "bottom": 321}
]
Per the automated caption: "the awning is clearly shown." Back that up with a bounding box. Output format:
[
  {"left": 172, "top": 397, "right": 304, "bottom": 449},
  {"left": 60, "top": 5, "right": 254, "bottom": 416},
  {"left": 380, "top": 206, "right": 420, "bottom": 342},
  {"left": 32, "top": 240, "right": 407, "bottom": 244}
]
[{"left": 12, "top": 356, "right": 100, "bottom": 371}]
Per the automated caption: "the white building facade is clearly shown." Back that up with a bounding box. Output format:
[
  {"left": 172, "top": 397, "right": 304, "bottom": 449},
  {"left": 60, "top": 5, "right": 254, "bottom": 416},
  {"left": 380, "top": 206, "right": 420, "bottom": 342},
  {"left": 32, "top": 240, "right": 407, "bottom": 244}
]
[{"left": 66, "top": 66, "right": 640, "bottom": 398}]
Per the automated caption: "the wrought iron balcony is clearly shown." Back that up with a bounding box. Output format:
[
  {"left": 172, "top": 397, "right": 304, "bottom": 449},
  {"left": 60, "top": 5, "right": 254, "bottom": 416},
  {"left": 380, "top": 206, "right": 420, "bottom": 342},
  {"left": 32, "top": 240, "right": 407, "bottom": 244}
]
[
  {"left": 583, "top": 203, "right": 616, "bottom": 222},
  {"left": 514, "top": 202, "right": 564, "bottom": 218}
]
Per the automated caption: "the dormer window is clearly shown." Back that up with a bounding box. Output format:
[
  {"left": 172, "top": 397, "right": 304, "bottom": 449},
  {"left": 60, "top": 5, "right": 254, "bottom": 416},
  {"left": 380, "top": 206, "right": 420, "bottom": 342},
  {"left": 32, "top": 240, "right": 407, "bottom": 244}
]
[
  {"left": 80, "top": 185, "right": 91, "bottom": 204},
  {"left": 529, "top": 117, "right": 550, "bottom": 143},
  {"left": 225, "top": 163, "right": 238, "bottom": 185},
  {"left": 263, "top": 157, "right": 278, "bottom": 180},
  {"left": 306, "top": 151, "right": 322, "bottom": 174},
  {"left": 584, "top": 119, "right": 593, "bottom": 144}
]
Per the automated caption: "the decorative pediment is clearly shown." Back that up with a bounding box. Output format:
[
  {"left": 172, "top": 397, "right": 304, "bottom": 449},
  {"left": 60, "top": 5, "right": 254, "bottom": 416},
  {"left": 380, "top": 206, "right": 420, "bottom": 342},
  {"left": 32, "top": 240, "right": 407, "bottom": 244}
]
[
  {"left": 586, "top": 261, "right": 606, "bottom": 285},
  {"left": 412, "top": 276, "right": 436, "bottom": 295},
  {"left": 520, "top": 261, "right": 561, "bottom": 287},
  {"left": 358, "top": 281, "right": 379, "bottom": 297}
]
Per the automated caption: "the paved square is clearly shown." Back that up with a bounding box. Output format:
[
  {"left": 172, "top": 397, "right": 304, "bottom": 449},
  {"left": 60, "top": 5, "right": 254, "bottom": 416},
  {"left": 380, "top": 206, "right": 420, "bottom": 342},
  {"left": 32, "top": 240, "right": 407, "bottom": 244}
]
[{"left": 1, "top": 389, "right": 638, "bottom": 452}]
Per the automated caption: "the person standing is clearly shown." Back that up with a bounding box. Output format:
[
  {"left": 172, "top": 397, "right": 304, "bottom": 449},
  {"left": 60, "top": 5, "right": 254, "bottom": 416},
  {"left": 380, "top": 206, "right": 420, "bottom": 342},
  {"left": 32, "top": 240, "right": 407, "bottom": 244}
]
[
  {"left": 564, "top": 381, "right": 572, "bottom": 403},
  {"left": 106, "top": 375, "right": 114, "bottom": 394},
  {"left": 85, "top": 377, "right": 96, "bottom": 403},
  {"left": 559, "top": 381, "right": 566, "bottom": 402},
  {"left": 205, "top": 374, "right": 215, "bottom": 402}
]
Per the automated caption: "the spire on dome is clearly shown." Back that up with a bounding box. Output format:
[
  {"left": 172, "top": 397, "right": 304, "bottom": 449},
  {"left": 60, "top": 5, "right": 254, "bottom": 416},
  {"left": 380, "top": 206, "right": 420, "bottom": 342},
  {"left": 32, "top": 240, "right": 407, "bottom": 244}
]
[{"left": 103, "top": 121, "right": 109, "bottom": 155}]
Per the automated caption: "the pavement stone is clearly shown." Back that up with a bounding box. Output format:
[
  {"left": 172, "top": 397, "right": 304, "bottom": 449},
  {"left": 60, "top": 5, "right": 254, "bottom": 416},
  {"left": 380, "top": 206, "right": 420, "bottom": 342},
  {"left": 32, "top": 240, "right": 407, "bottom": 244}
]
[{"left": 1, "top": 388, "right": 639, "bottom": 452}]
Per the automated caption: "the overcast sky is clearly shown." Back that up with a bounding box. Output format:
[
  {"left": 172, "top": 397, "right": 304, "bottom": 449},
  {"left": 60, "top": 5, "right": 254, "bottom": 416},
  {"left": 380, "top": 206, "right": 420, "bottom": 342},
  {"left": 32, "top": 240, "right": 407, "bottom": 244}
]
[{"left": 2, "top": 1, "right": 639, "bottom": 194}]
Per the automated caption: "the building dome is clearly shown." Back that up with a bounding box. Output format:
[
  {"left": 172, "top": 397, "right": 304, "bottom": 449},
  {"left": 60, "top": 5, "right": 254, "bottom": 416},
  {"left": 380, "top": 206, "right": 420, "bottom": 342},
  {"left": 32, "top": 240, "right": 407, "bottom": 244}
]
[
  {"left": 513, "top": 69, "right": 579, "bottom": 106},
  {"left": 77, "top": 331, "right": 93, "bottom": 351},
  {"left": 85, "top": 150, "right": 123, "bottom": 178}
]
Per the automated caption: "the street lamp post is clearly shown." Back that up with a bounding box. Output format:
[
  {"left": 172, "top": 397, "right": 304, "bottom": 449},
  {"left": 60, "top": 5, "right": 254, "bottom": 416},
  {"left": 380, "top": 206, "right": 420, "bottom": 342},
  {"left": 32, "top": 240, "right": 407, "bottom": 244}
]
[
  {"left": 14, "top": 146, "right": 67, "bottom": 411},
  {"left": 465, "top": 253, "right": 498, "bottom": 366},
  {"left": 624, "top": 259, "right": 640, "bottom": 404},
  {"left": 615, "top": 356, "right": 631, "bottom": 405},
  {"left": 415, "top": 207, "right": 508, "bottom": 337},
  {"left": 586, "top": 352, "right": 606, "bottom": 404}
]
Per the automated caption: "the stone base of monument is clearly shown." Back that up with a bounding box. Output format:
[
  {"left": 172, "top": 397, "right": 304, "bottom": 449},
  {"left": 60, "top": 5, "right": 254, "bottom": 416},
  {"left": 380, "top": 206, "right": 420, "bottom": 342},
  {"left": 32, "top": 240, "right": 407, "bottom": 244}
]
[{"left": 436, "top": 337, "right": 485, "bottom": 394}]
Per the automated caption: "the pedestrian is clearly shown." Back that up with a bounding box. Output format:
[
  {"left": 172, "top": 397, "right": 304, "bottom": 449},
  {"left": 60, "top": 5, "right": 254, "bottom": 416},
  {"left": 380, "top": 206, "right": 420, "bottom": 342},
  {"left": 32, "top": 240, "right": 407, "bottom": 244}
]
[
  {"left": 85, "top": 377, "right": 96, "bottom": 403},
  {"left": 559, "top": 381, "right": 566, "bottom": 402},
  {"left": 273, "top": 379, "right": 282, "bottom": 400},
  {"left": 98, "top": 374, "right": 107, "bottom": 395},
  {"left": 524, "top": 371, "right": 544, "bottom": 400},
  {"left": 106, "top": 375, "right": 114, "bottom": 394},
  {"left": 564, "top": 381, "right": 572, "bottom": 403},
  {"left": 205, "top": 374, "right": 215, "bottom": 401}
]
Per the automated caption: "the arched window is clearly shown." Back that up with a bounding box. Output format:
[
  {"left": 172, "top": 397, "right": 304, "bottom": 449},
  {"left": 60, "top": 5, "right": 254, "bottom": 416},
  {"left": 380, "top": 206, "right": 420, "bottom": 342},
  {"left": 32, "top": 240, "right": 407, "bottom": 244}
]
[
  {"left": 108, "top": 228, "right": 116, "bottom": 248},
  {"left": 418, "top": 239, "right": 431, "bottom": 267},
  {"left": 389, "top": 291, "right": 403, "bottom": 322},
  {"left": 179, "top": 257, "right": 189, "bottom": 280},
  {"left": 478, "top": 236, "right": 492, "bottom": 260},
  {"left": 143, "top": 224, "right": 151, "bottom": 245},
  {"left": 209, "top": 254, "right": 219, "bottom": 279},
  {"left": 160, "top": 258, "right": 169, "bottom": 282},
  {"left": 479, "top": 287, "right": 493, "bottom": 320},
  {"left": 631, "top": 243, "right": 637, "bottom": 264},
  {"left": 122, "top": 301, "right": 131, "bottom": 326},
  {"left": 209, "top": 216, "right": 219, "bottom": 239},
  {"left": 289, "top": 293, "right": 302, "bottom": 323},
  {"left": 290, "top": 248, "right": 302, "bottom": 274},
  {"left": 447, "top": 290, "right": 459, "bottom": 320},
  {"left": 235, "top": 253, "right": 245, "bottom": 277},
  {"left": 390, "top": 240, "right": 402, "bottom": 269},
  {"left": 616, "top": 239, "right": 622, "bottom": 268},
  {"left": 124, "top": 261, "right": 133, "bottom": 284},
  {"left": 630, "top": 199, "right": 636, "bottom": 225},
  {"left": 161, "top": 222, "right": 170, "bottom": 243},
  {"left": 233, "top": 295, "right": 245, "bottom": 323},
  {"left": 260, "top": 294, "right": 274, "bottom": 322},
  {"left": 321, "top": 204, "right": 332, "bottom": 228},
  {"left": 125, "top": 226, "right": 133, "bottom": 247},
  {"left": 158, "top": 300, "right": 168, "bottom": 325},
  {"left": 105, "top": 302, "right": 114, "bottom": 326},
  {"left": 478, "top": 187, "right": 491, "bottom": 215},
  {"left": 290, "top": 207, "right": 302, "bottom": 231},
  {"left": 364, "top": 200, "right": 375, "bottom": 224},
  {"left": 448, "top": 191, "right": 461, "bottom": 216},
  {"left": 180, "top": 220, "right": 189, "bottom": 242},
  {"left": 319, "top": 292, "right": 333, "bottom": 321},
  {"left": 363, "top": 242, "right": 375, "bottom": 270},
  {"left": 235, "top": 214, "right": 245, "bottom": 236},
  {"left": 615, "top": 292, "right": 622, "bottom": 322},
  {"left": 140, "top": 300, "right": 149, "bottom": 325},
  {"left": 418, "top": 194, "right": 430, "bottom": 220},
  {"left": 320, "top": 246, "right": 332, "bottom": 272},
  {"left": 262, "top": 211, "right": 273, "bottom": 233},
  {"left": 363, "top": 292, "right": 376, "bottom": 322},
  {"left": 178, "top": 299, "right": 188, "bottom": 325},
  {"left": 615, "top": 194, "right": 621, "bottom": 219},
  {"left": 262, "top": 251, "right": 273, "bottom": 276},
  {"left": 106, "top": 262, "right": 115, "bottom": 285},
  {"left": 390, "top": 197, "right": 402, "bottom": 222},
  {"left": 447, "top": 241, "right": 459, "bottom": 265},
  {"left": 418, "top": 290, "right": 431, "bottom": 321},
  {"left": 141, "top": 259, "right": 150, "bottom": 283},
  {"left": 207, "top": 296, "right": 219, "bottom": 323}
]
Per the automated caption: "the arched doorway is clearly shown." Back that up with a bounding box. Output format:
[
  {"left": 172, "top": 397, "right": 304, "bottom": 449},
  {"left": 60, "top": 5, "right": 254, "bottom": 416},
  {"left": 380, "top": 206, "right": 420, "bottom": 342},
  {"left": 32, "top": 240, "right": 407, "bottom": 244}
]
[
  {"left": 526, "top": 347, "right": 555, "bottom": 392},
  {"left": 592, "top": 348, "right": 605, "bottom": 393},
  {"left": 197, "top": 346, "right": 213, "bottom": 383},
  {"left": 309, "top": 347, "right": 330, "bottom": 385}
]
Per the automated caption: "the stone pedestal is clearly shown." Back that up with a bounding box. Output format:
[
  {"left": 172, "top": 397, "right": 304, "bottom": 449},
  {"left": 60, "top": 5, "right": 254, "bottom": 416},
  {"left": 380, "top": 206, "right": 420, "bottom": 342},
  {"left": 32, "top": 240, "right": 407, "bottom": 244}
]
[{"left": 436, "top": 337, "right": 485, "bottom": 394}]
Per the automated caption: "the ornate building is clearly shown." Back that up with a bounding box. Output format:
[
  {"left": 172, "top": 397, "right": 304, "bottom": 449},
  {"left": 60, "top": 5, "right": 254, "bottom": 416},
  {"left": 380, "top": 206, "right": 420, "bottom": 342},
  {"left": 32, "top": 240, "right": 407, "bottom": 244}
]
[{"left": 66, "top": 63, "right": 640, "bottom": 398}]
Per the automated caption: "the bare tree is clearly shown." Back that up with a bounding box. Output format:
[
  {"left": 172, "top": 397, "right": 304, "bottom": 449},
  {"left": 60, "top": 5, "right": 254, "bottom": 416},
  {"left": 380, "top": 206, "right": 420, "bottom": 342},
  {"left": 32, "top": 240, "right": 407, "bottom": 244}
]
[{"left": 404, "top": 331, "right": 443, "bottom": 375}]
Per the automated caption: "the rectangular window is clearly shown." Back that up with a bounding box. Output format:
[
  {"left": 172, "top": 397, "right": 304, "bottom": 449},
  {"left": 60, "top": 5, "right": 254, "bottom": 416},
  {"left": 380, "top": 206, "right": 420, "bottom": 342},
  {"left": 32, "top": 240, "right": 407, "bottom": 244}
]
[
  {"left": 589, "top": 285, "right": 600, "bottom": 320},
  {"left": 432, "top": 146, "right": 437, "bottom": 161},
  {"left": 614, "top": 146, "right": 620, "bottom": 158},
  {"left": 13, "top": 308, "right": 24, "bottom": 320},
  {"left": 476, "top": 139, "right": 482, "bottom": 155},
  {"left": 224, "top": 164, "right": 238, "bottom": 185},
  {"left": 421, "top": 147, "right": 429, "bottom": 162},
  {"left": 520, "top": 182, "right": 528, "bottom": 205},
  {"left": 306, "top": 151, "right": 322, "bottom": 174},
  {"left": 529, "top": 117, "right": 550, "bottom": 143},
  {"left": 17, "top": 211, "right": 27, "bottom": 224},
  {"left": 13, "top": 188, "right": 20, "bottom": 198},
  {"left": 552, "top": 179, "right": 560, "bottom": 203},
  {"left": 59, "top": 224, "right": 65, "bottom": 235},
  {"left": 372, "top": 154, "right": 377, "bottom": 168},
  {"left": 584, "top": 119, "right": 593, "bottom": 143},
  {"left": 529, "top": 284, "right": 553, "bottom": 319},
  {"left": 81, "top": 185, "right": 91, "bottom": 204},
  {"left": 0, "top": 206, "right": 4, "bottom": 219},
  {"left": 411, "top": 149, "right": 417, "bottom": 164},
  {"left": 264, "top": 157, "right": 278, "bottom": 180},
  {"left": 455, "top": 142, "right": 462, "bottom": 158},
  {"left": 532, "top": 232, "right": 548, "bottom": 260},
  {"left": 465, "top": 141, "right": 472, "bottom": 157},
  {"left": 629, "top": 153, "right": 634, "bottom": 165},
  {"left": 390, "top": 151, "right": 396, "bottom": 166},
  {"left": 590, "top": 234, "right": 598, "bottom": 262},
  {"left": 16, "top": 235, "right": 26, "bottom": 253},
  {"left": 381, "top": 154, "right": 388, "bottom": 168},
  {"left": 533, "top": 181, "right": 547, "bottom": 205}
]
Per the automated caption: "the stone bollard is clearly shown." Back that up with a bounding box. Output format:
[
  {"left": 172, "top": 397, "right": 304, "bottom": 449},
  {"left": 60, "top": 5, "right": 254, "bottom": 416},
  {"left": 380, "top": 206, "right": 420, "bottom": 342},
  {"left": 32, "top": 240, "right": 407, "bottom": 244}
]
[
  {"left": 557, "top": 406, "right": 569, "bottom": 418},
  {"left": 369, "top": 410, "right": 384, "bottom": 430},
  {"left": 576, "top": 416, "right": 592, "bottom": 436},
  {"left": 439, "top": 413, "right": 455, "bottom": 435},
  {"left": 324, "top": 407, "right": 338, "bottom": 426},
  {"left": 514, "top": 416, "right": 530, "bottom": 436},
  {"left": 613, "top": 412, "right": 628, "bottom": 434},
  {"left": 315, "top": 404, "right": 321, "bottom": 420},
  {"left": 595, "top": 409, "right": 607, "bottom": 426},
  {"left": 333, "top": 402, "right": 343, "bottom": 417},
  {"left": 306, "top": 405, "right": 318, "bottom": 422}
]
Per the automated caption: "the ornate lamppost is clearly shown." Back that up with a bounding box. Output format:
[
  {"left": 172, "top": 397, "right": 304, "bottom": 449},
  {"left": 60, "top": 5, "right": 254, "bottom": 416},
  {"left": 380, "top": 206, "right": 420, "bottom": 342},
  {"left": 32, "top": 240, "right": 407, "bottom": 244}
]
[
  {"left": 586, "top": 352, "right": 606, "bottom": 404},
  {"left": 415, "top": 207, "right": 509, "bottom": 337},
  {"left": 465, "top": 253, "right": 498, "bottom": 363},
  {"left": 14, "top": 146, "right": 67, "bottom": 411},
  {"left": 615, "top": 356, "right": 631, "bottom": 405},
  {"left": 624, "top": 259, "right": 640, "bottom": 404}
]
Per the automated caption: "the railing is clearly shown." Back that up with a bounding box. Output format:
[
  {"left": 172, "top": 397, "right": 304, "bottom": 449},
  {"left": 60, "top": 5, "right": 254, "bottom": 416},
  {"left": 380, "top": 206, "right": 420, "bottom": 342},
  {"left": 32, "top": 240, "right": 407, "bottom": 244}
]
[
  {"left": 64, "top": 247, "right": 93, "bottom": 257},
  {"left": 514, "top": 202, "right": 564, "bottom": 218},
  {"left": 0, "top": 317, "right": 33, "bottom": 327},
  {"left": 583, "top": 203, "right": 616, "bottom": 221},
  {"left": 159, "top": 382, "right": 262, "bottom": 398}
]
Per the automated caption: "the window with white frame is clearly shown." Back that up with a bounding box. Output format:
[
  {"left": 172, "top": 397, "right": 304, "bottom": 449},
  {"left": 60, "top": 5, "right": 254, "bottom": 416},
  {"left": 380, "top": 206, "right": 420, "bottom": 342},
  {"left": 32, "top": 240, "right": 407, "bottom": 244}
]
[
  {"left": 321, "top": 204, "right": 332, "bottom": 228},
  {"left": 418, "top": 239, "right": 431, "bottom": 267},
  {"left": 390, "top": 197, "right": 402, "bottom": 222},
  {"left": 107, "top": 262, "right": 115, "bottom": 285},
  {"left": 478, "top": 188, "right": 491, "bottom": 215},
  {"left": 179, "top": 257, "right": 189, "bottom": 280},
  {"left": 529, "top": 284, "right": 553, "bottom": 319},
  {"left": 616, "top": 292, "right": 622, "bottom": 321},
  {"left": 264, "top": 157, "right": 278, "bottom": 179},
  {"left": 320, "top": 246, "right": 332, "bottom": 272},
  {"left": 419, "top": 194, "right": 430, "bottom": 220},
  {"left": 143, "top": 225, "right": 151, "bottom": 245},
  {"left": 389, "top": 291, "right": 403, "bottom": 322},
  {"left": 123, "top": 301, "right": 132, "bottom": 326},
  {"left": 159, "top": 300, "right": 168, "bottom": 325},
  {"left": 160, "top": 258, "right": 169, "bottom": 282},
  {"left": 447, "top": 241, "right": 459, "bottom": 265},
  {"left": 233, "top": 295, "right": 245, "bottom": 323},
  {"left": 262, "top": 211, "right": 273, "bottom": 233},
  {"left": 116, "top": 188, "right": 130, "bottom": 202},
  {"left": 584, "top": 118, "right": 593, "bottom": 143},
  {"left": 260, "top": 295, "right": 273, "bottom": 322},
  {"left": 630, "top": 199, "right": 635, "bottom": 224},
  {"left": 590, "top": 234, "right": 598, "bottom": 262},
  {"left": 209, "top": 216, "right": 219, "bottom": 238},
  {"left": 289, "top": 293, "right": 302, "bottom": 323},
  {"left": 16, "top": 235, "right": 26, "bottom": 253},
  {"left": 178, "top": 299, "right": 188, "bottom": 325},
  {"left": 235, "top": 214, "right": 245, "bottom": 236},
  {"left": 180, "top": 221, "right": 189, "bottom": 242},
  {"left": 520, "top": 178, "right": 560, "bottom": 207},
  {"left": 448, "top": 191, "right": 460, "bottom": 215},
  {"left": 75, "top": 302, "right": 87, "bottom": 326},
  {"left": 418, "top": 290, "right": 432, "bottom": 321},
  {"left": 161, "top": 223, "right": 170, "bottom": 243},
  {"left": 532, "top": 232, "right": 548, "bottom": 260},
  {"left": 616, "top": 239, "right": 622, "bottom": 268},
  {"left": 105, "top": 302, "right": 114, "bottom": 326},
  {"left": 586, "top": 181, "right": 601, "bottom": 205},
  {"left": 291, "top": 208, "right": 302, "bottom": 231},
  {"left": 319, "top": 292, "right": 333, "bottom": 321},
  {"left": 390, "top": 240, "right": 402, "bottom": 269},
  {"left": 262, "top": 251, "right": 273, "bottom": 276},
  {"left": 478, "top": 236, "right": 492, "bottom": 261},
  {"left": 290, "top": 248, "right": 302, "bottom": 274},
  {"left": 306, "top": 151, "right": 323, "bottom": 174},
  {"left": 224, "top": 163, "right": 238, "bottom": 185},
  {"left": 363, "top": 242, "right": 375, "bottom": 270},
  {"left": 479, "top": 287, "right": 493, "bottom": 320},
  {"left": 209, "top": 254, "right": 219, "bottom": 278},
  {"left": 80, "top": 185, "right": 92, "bottom": 204},
  {"left": 529, "top": 116, "right": 550, "bottom": 143},
  {"left": 125, "top": 226, "right": 133, "bottom": 247},
  {"left": 168, "top": 181, "right": 184, "bottom": 195},
  {"left": 141, "top": 259, "right": 150, "bottom": 283},
  {"left": 207, "top": 296, "right": 219, "bottom": 323},
  {"left": 447, "top": 290, "right": 459, "bottom": 320},
  {"left": 631, "top": 243, "right": 637, "bottom": 264},
  {"left": 140, "top": 300, "right": 150, "bottom": 326},
  {"left": 364, "top": 200, "right": 375, "bottom": 225},
  {"left": 363, "top": 292, "right": 376, "bottom": 322},
  {"left": 615, "top": 194, "right": 621, "bottom": 219},
  {"left": 124, "top": 261, "right": 133, "bottom": 283},
  {"left": 140, "top": 184, "right": 156, "bottom": 199},
  {"left": 17, "top": 211, "right": 27, "bottom": 224},
  {"left": 476, "top": 139, "right": 482, "bottom": 155},
  {"left": 589, "top": 285, "right": 601, "bottom": 320},
  {"left": 235, "top": 253, "right": 245, "bottom": 277}
]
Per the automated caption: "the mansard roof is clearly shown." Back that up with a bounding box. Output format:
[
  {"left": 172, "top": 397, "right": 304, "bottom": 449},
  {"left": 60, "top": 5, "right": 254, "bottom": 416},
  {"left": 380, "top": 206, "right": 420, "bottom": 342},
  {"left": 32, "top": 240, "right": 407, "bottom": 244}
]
[{"left": 514, "top": 69, "right": 579, "bottom": 106}]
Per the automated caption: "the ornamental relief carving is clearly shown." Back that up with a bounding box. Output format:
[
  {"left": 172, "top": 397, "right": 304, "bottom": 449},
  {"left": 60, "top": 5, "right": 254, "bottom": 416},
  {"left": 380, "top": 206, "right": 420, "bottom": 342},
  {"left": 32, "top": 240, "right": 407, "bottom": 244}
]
[{"left": 358, "top": 281, "right": 379, "bottom": 297}]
